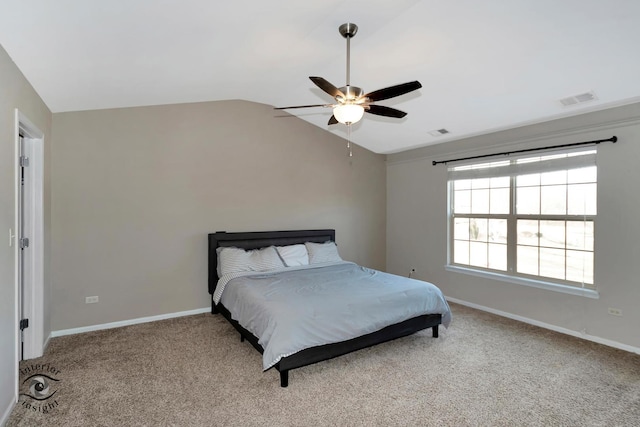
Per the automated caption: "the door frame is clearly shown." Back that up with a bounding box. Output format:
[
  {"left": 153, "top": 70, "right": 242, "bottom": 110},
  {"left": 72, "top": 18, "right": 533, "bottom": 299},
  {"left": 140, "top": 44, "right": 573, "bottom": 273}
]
[{"left": 14, "top": 109, "right": 45, "bottom": 374}]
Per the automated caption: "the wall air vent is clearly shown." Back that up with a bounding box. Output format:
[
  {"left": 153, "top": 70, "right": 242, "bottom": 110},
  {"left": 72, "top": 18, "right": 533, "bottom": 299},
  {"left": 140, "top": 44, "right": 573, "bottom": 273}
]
[
  {"left": 429, "top": 128, "right": 450, "bottom": 137},
  {"left": 559, "top": 91, "right": 597, "bottom": 107}
]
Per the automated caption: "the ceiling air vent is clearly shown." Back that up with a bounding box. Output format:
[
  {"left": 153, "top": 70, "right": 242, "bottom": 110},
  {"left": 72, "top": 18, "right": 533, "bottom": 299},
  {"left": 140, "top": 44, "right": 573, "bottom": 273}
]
[
  {"left": 429, "top": 128, "right": 450, "bottom": 137},
  {"left": 559, "top": 91, "right": 597, "bottom": 107}
]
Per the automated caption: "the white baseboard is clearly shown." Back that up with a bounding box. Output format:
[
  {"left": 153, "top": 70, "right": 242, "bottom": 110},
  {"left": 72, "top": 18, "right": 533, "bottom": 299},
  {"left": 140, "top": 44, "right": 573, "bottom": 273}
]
[
  {"left": 1, "top": 396, "right": 15, "bottom": 427},
  {"left": 43, "top": 333, "right": 51, "bottom": 352},
  {"left": 50, "top": 307, "right": 211, "bottom": 338},
  {"left": 446, "top": 296, "right": 640, "bottom": 355}
]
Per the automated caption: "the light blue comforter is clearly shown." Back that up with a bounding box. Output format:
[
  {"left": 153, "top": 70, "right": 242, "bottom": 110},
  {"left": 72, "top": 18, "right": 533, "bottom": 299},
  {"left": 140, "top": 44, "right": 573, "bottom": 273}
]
[{"left": 219, "top": 262, "right": 452, "bottom": 370}]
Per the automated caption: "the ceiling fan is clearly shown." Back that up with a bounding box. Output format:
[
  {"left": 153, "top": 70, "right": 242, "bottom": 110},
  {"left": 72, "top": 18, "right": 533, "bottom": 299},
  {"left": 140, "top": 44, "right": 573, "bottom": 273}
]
[{"left": 275, "top": 23, "right": 422, "bottom": 126}]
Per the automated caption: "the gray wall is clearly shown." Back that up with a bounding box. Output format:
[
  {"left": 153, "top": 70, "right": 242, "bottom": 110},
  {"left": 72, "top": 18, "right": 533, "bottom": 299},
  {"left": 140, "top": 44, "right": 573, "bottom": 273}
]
[
  {"left": 0, "top": 45, "right": 52, "bottom": 421},
  {"left": 387, "top": 102, "right": 640, "bottom": 350},
  {"left": 51, "top": 100, "right": 386, "bottom": 331}
]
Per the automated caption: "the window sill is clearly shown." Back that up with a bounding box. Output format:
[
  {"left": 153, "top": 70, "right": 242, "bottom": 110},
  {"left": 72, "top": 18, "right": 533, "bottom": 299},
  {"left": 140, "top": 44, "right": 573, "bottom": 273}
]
[{"left": 444, "top": 265, "right": 599, "bottom": 299}]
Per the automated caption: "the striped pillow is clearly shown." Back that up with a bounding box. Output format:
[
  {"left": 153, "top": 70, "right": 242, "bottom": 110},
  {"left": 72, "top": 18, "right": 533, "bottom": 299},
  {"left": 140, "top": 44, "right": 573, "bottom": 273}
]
[
  {"left": 217, "top": 246, "right": 284, "bottom": 276},
  {"left": 304, "top": 241, "right": 342, "bottom": 264}
]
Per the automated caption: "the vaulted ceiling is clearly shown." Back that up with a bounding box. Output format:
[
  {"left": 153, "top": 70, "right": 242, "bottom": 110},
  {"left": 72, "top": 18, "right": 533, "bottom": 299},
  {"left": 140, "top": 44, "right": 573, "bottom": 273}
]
[{"left": 1, "top": 0, "right": 639, "bottom": 154}]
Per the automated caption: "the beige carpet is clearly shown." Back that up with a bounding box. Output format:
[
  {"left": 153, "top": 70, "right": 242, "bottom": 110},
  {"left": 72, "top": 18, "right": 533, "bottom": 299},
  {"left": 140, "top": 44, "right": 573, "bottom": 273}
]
[{"left": 8, "top": 303, "right": 640, "bottom": 426}]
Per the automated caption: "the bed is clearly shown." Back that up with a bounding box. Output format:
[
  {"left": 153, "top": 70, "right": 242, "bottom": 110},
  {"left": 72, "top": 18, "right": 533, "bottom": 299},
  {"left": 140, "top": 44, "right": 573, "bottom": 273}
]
[{"left": 208, "top": 229, "right": 451, "bottom": 387}]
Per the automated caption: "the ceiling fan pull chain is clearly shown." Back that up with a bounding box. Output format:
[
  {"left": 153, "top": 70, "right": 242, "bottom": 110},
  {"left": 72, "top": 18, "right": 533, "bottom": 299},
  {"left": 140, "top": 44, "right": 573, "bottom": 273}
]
[{"left": 347, "top": 124, "right": 353, "bottom": 157}]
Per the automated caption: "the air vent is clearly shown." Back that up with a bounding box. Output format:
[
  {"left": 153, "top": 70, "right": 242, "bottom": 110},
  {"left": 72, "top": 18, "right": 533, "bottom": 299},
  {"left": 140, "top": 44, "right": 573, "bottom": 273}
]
[
  {"left": 559, "top": 91, "right": 597, "bottom": 107},
  {"left": 429, "top": 128, "right": 450, "bottom": 137}
]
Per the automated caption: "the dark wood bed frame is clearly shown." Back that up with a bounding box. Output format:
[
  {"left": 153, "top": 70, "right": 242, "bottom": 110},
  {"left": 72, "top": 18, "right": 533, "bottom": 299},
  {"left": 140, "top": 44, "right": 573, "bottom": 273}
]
[{"left": 208, "top": 229, "right": 442, "bottom": 387}]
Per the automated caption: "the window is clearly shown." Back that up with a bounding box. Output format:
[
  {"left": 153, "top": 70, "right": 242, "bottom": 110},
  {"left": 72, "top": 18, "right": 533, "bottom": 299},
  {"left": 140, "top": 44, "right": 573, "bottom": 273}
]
[{"left": 448, "top": 149, "right": 596, "bottom": 289}]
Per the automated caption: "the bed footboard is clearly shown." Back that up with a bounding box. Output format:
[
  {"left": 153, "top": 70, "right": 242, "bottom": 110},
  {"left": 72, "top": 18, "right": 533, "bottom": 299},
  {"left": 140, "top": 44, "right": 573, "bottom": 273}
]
[{"left": 275, "top": 313, "right": 442, "bottom": 387}]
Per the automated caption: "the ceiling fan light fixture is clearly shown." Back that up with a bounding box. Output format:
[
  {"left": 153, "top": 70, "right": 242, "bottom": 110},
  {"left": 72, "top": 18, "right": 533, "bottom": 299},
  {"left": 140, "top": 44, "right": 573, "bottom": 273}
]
[{"left": 333, "top": 104, "right": 365, "bottom": 124}]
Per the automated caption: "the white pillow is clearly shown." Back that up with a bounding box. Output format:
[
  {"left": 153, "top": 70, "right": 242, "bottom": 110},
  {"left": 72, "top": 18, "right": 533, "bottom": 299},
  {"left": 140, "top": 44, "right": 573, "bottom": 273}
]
[
  {"left": 217, "top": 246, "right": 284, "bottom": 276},
  {"left": 276, "top": 244, "right": 309, "bottom": 267},
  {"left": 304, "top": 241, "right": 342, "bottom": 264}
]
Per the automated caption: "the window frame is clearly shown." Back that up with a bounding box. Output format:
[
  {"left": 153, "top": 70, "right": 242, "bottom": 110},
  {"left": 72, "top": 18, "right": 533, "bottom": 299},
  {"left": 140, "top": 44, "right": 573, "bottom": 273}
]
[{"left": 446, "top": 149, "right": 598, "bottom": 297}]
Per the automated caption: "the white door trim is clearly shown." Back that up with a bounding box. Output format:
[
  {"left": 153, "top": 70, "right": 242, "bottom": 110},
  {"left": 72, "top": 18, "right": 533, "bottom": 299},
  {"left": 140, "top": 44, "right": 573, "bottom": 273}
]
[{"left": 14, "top": 110, "right": 45, "bottom": 381}]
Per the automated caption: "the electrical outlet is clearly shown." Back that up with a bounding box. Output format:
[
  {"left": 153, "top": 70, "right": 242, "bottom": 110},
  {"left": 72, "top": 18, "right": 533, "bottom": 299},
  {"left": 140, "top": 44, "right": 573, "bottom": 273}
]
[
  {"left": 607, "top": 307, "right": 622, "bottom": 316},
  {"left": 85, "top": 296, "right": 99, "bottom": 304}
]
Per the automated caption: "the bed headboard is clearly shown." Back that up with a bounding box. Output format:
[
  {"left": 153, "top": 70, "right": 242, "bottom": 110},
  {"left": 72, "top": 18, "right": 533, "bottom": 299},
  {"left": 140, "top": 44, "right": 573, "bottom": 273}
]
[{"left": 208, "top": 229, "right": 336, "bottom": 295}]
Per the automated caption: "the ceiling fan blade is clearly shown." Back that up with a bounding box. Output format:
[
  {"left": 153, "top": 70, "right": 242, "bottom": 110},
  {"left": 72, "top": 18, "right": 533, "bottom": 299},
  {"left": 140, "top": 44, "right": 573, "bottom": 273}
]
[
  {"left": 364, "top": 81, "right": 422, "bottom": 102},
  {"left": 274, "top": 104, "right": 331, "bottom": 110},
  {"left": 310, "top": 77, "right": 346, "bottom": 99},
  {"left": 328, "top": 115, "right": 338, "bottom": 125},
  {"left": 366, "top": 105, "right": 407, "bottom": 118}
]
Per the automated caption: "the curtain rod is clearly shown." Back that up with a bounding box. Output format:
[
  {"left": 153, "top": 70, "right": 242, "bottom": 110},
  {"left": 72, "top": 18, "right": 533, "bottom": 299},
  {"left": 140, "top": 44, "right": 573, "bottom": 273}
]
[{"left": 431, "top": 136, "right": 617, "bottom": 166}]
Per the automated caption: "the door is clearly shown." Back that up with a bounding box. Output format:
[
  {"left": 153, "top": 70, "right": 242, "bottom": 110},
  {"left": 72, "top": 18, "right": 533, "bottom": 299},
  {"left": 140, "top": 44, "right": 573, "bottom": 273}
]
[{"left": 15, "top": 109, "right": 44, "bottom": 361}]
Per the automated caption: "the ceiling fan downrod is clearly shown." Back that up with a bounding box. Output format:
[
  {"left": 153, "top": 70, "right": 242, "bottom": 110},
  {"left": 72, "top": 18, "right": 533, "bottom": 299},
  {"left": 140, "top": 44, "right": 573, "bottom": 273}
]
[{"left": 339, "top": 23, "right": 358, "bottom": 88}]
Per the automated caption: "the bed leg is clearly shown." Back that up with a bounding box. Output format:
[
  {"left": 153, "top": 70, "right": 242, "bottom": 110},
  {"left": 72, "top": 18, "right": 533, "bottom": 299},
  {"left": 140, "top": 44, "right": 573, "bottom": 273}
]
[
  {"left": 211, "top": 298, "right": 218, "bottom": 314},
  {"left": 240, "top": 334, "right": 245, "bottom": 342},
  {"left": 280, "top": 370, "right": 289, "bottom": 388},
  {"left": 432, "top": 325, "right": 439, "bottom": 338}
]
